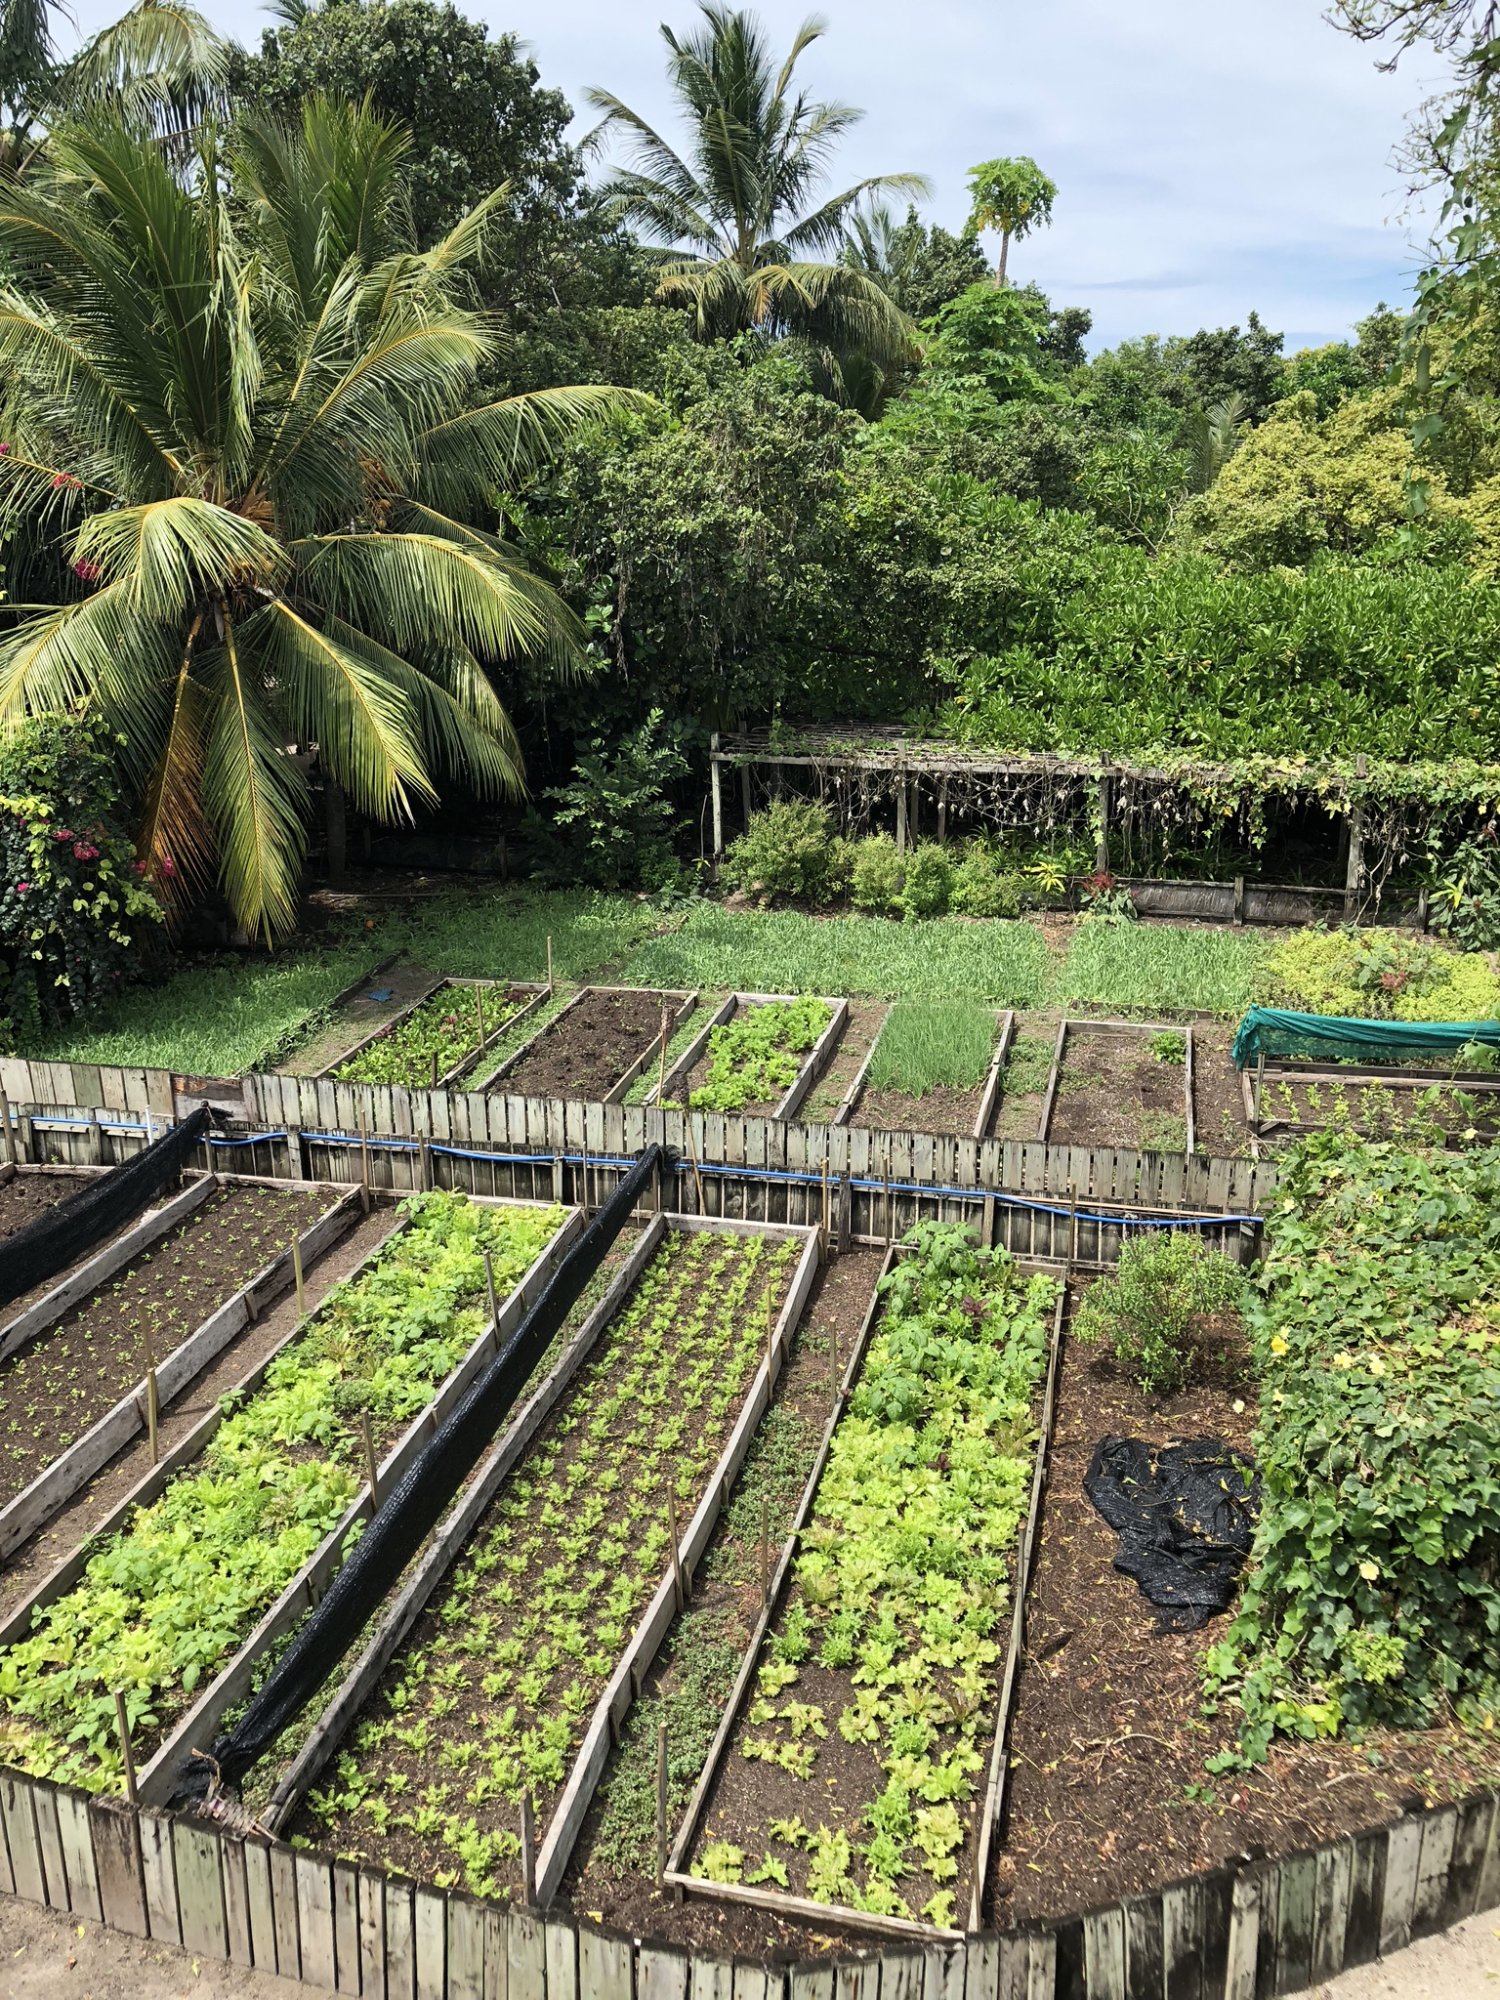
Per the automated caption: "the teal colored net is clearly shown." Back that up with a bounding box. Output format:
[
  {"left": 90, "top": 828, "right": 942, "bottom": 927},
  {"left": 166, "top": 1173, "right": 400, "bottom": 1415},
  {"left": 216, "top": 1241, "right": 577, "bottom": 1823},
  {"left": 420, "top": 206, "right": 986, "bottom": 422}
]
[{"left": 1231, "top": 1007, "right": 1500, "bottom": 1070}]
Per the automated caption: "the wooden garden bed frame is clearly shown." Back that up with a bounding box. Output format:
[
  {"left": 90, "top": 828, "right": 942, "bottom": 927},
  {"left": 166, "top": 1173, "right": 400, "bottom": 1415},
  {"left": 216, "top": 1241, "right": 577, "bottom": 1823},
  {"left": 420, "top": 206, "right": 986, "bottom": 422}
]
[
  {"left": 648, "top": 991, "right": 850, "bottom": 1121},
  {"left": 258, "top": 1210, "right": 822, "bottom": 1910},
  {"left": 664, "top": 1247, "right": 1067, "bottom": 1943},
  {"left": 1037, "top": 1017, "right": 1197, "bottom": 1155},
  {"left": 313, "top": 977, "right": 551, "bottom": 1089},
  {"left": 835, "top": 1009, "right": 1016, "bottom": 1139},
  {"left": 474, "top": 984, "right": 699, "bottom": 1099},
  {"left": 1249, "top": 1051, "right": 1500, "bottom": 1137},
  {"left": 0, "top": 1192, "right": 583, "bottom": 1807},
  {"left": 0, "top": 1176, "right": 361, "bottom": 1564}
]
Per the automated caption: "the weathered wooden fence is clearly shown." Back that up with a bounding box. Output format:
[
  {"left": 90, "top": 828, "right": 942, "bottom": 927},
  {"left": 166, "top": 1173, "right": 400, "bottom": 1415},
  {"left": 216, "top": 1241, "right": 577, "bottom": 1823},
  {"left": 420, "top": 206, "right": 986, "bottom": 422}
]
[{"left": 1, "top": 1766, "right": 1495, "bottom": 2000}]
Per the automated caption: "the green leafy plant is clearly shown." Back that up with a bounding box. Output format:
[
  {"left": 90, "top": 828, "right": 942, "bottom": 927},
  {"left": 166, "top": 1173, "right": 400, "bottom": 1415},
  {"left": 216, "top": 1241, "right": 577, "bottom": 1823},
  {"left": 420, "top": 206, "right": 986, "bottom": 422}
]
[
  {"left": 1073, "top": 1233, "right": 1247, "bottom": 1395},
  {"left": 689, "top": 996, "right": 832, "bottom": 1112},
  {"left": 1148, "top": 1030, "right": 1187, "bottom": 1064},
  {"left": 539, "top": 710, "right": 689, "bottom": 892},
  {"left": 867, "top": 999, "right": 995, "bottom": 1097},
  {"left": 1264, "top": 927, "right": 1500, "bottom": 1025},
  {"left": 721, "top": 800, "right": 851, "bottom": 908},
  {"left": 1431, "top": 826, "right": 1500, "bottom": 954},
  {"left": 849, "top": 835, "right": 903, "bottom": 915},
  {"left": 337, "top": 983, "right": 521, "bottom": 1087},
  {"left": 950, "top": 845, "right": 1025, "bottom": 919},
  {"left": 897, "top": 844, "right": 954, "bottom": 919}
]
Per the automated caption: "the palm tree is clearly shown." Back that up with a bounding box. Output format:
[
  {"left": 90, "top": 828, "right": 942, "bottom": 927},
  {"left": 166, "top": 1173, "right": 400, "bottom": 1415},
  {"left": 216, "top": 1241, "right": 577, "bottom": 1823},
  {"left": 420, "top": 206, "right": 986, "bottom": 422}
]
[
  {"left": 1, "top": 0, "right": 227, "bottom": 172},
  {"left": 586, "top": 4, "right": 928, "bottom": 381},
  {"left": 1185, "top": 394, "right": 1247, "bottom": 492},
  {"left": 0, "top": 101, "right": 634, "bottom": 941}
]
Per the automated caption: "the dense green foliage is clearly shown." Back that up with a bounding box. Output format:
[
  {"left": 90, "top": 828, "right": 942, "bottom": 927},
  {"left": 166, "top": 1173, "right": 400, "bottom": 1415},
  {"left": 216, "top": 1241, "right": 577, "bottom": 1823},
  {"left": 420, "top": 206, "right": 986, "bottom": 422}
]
[
  {"left": 1206, "top": 1133, "right": 1500, "bottom": 1760},
  {"left": 1265, "top": 927, "right": 1500, "bottom": 1022},
  {"left": 867, "top": 998, "right": 996, "bottom": 1095},
  {"left": 689, "top": 995, "right": 831, "bottom": 1111},
  {"left": 1074, "top": 1235, "right": 1249, "bottom": 1395},
  {"left": 0, "top": 714, "right": 161, "bottom": 1043},
  {"left": 335, "top": 980, "right": 523, "bottom": 1086},
  {"left": 0, "top": 1190, "right": 561, "bottom": 1790}
]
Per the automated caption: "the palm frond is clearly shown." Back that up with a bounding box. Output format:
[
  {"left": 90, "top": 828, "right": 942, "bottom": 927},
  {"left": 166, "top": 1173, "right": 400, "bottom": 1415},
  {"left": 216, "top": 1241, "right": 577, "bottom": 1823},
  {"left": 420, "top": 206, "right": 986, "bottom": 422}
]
[
  {"left": 200, "top": 607, "right": 308, "bottom": 943},
  {"left": 71, "top": 496, "right": 286, "bottom": 618}
]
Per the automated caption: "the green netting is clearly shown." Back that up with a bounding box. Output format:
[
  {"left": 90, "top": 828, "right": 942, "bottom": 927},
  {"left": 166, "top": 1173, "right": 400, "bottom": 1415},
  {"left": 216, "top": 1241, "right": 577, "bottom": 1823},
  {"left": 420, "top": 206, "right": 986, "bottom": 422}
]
[{"left": 1231, "top": 1006, "right": 1500, "bottom": 1070}]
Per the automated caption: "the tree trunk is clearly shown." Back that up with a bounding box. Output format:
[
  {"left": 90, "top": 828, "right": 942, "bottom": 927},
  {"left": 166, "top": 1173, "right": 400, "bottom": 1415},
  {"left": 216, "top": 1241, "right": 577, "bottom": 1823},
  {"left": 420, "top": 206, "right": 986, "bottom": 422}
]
[
  {"left": 325, "top": 775, "right": 347, "bottom": 889},
  {"left": 996, "top": 230, "right": 1010, "bottom": 287}
]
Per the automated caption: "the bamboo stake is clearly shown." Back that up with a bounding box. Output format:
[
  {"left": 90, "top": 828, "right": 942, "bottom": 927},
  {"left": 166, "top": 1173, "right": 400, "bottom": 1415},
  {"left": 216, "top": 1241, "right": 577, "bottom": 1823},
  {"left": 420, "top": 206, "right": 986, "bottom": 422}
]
[
  {"left": 830, "top": 1319, "right": 839, "bottom": 1407},
  {"left": 580, "top": 1139, "right": 590, "bottom": 1214},
  {"left": 292, "top": 1236, "right": 306, "bottom": 1320},
  {"left": 358, "top": 1109, "right": 371, "bottom": 1212},
  {"left": 430, "top": 1051, "right": 439, "bottom": 1092},
  {"left": 821, "top": 1153, "right": 830, "bottom": 1253},
  {"left": 520, "top": 1791, "right": 536, "bottom": 1905},
  {"left": 655, "top": 1721, "right": 669, "bottom": 1891},
  {"left": 546, "top": 935, "right": 554, "bottom": 994},
  {"left": 483, "top": 1248, "right": 500, "bottom": 1338},
  {"left": 114, "top": 1691, "right": 138, "bottom": 1805},
  {"left": 473, "top": 984, "right": 485, "bottom": 1052},
  {"left": 361, "top": 1411, "right": 380, "bottom": 1508},
  {"left": 146, "top": 1366, "right": 159, "bottom": 1465},
  {"left": 685, "top": 1113, "right": 705, "bottom": 1212},
  {"left": 666, "top": 1485, "right": 684, "bottom": 1610},
  {"left": 657, "top": 1007, "right": 670, "bottom": 1103}
]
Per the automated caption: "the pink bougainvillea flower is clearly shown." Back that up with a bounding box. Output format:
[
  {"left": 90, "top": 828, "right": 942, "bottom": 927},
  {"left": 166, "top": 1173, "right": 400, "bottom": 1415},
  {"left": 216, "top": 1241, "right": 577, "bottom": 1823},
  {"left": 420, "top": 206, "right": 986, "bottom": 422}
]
[
  {"left": 14, "top": 883, "right": 29, "bottom": 895},
  {"left": 160, "top": 856, "right": 176, "bottom": 878},
  {"left": 72, "top": 842, "right": 99, "bottom": 861},
  {"left": 71, "top": 559, "right": 101, "bottom": 583}
]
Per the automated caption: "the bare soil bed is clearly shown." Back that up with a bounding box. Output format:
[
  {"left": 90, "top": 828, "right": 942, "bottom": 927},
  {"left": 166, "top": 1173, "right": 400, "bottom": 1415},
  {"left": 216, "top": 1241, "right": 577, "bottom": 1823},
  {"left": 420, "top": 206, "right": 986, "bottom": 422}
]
[
  {"left": 1194, "top": 1027, "right": 1253, "bottom": 1156},
  {"left": 498, "top": 988, "right": 678, "bottom": 1101},
  {"left": 0, "top": 1182, "right": 329, "bottom": 1511},
  {"left": 0, "top": 1169, "right": 100, "bottom": 1322},
  {"left": 292, "top": 1225, "right": 804, "bottom": 1900},
  {"left": 799, "top": 1001, "right": 885, "bottom": 1125},
  {"left": 994, "top": 1299, "right": 1500, "bottom": 1926},
  {"left": 1049, "top": 1025, "right": 1188, "bottom": 1151},
  {"left": 854, "top": 1076, "right": 988, "bottom": 1137}
]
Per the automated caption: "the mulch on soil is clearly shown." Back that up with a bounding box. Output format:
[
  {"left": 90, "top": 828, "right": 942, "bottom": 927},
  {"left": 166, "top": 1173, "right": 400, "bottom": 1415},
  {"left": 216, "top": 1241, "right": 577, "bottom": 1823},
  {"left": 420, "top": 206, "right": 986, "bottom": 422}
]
[
  {"left": 994, "top": 1296, "right": 1500, "bottom": 1926},
  {"left": 1049, "top": 1026, "right": 1188, "bottom": 1151},
  {"left": 0, "top": 1183, "right": 331, "bottom": 1512},
  {"left": 499, "top": 988, "right": 680, "bottom": 1102}
]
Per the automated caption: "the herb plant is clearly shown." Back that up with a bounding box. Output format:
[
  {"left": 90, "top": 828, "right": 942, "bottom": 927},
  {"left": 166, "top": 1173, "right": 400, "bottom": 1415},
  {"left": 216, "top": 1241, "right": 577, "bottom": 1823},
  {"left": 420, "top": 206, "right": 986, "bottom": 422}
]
[
  {"left": 1073, "top": 1233, "right": 1247, "bottom": 1395},
  {"left": 0, "top": 1191, "right": 561, "bottom": 1790},
  {"left": 691, "top": 1223, "right": 1055, "bottom": 1926},
  {"left": 866, "top": 999, "right": 995, "bottom": 1097}
]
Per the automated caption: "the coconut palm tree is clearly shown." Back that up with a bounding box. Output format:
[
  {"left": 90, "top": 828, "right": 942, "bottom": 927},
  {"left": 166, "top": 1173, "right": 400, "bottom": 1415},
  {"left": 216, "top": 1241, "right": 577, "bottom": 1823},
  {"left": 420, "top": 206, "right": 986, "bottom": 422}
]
[
  {"left": 585, "top": 4, "right": 927, "bottom": 380},
  {"left": 0, "top": 100, "right": 634, "bottom": 941}
]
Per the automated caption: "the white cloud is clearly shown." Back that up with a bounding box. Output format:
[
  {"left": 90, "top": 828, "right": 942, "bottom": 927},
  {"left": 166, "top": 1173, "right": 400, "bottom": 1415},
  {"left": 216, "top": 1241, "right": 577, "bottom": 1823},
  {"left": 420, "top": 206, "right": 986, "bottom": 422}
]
[{"left": 67, "top": 0, "right": 1451, "bottom": 347}]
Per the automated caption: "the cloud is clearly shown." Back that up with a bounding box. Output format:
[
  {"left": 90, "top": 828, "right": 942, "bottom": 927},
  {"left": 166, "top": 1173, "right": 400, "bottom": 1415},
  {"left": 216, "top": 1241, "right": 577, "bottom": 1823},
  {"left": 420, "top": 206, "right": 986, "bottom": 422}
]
[{"left": 67, "top": 0, "right": 1449, "bottom": 348}]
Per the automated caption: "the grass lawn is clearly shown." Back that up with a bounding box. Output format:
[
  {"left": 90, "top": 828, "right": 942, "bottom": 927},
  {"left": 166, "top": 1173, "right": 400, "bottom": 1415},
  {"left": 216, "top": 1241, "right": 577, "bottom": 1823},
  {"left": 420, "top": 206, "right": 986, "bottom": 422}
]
[{"left": 1056, "top": 920, "right": 1272, "bottom": 1018}]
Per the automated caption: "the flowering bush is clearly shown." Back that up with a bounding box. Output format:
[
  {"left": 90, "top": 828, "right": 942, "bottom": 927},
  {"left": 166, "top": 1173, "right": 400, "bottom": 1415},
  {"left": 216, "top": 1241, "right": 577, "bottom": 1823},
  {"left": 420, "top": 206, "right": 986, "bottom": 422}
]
[{"left": 0, "top": 716, "right": 162, "bottom": 1044}]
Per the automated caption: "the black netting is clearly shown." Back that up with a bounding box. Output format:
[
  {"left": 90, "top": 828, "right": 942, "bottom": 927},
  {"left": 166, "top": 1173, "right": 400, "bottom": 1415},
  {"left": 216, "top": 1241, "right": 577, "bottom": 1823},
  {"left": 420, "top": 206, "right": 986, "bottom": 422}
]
[
  {"left": 1084, "top": 1435, "right": 1259, "bottom": 1633},
  {"left": 175, "top": 1143, "right": 667, "bottom": 1804},
  {"left": 0, "top": 1106, "right": 209, "bottom": 1311}
]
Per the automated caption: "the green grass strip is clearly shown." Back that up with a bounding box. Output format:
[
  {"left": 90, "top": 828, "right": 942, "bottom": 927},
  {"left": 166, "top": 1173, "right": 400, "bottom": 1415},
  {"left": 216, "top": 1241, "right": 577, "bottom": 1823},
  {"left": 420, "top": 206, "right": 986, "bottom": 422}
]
[{"left": 1058, "top": 920, "right": 1270, "bottom": 1018}]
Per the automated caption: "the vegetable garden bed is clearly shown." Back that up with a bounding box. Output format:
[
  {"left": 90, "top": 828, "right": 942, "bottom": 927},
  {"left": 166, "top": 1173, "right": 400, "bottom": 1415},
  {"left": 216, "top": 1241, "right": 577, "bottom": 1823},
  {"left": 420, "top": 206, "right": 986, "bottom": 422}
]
[
  {"left": 847, "top": 1005, "right": 1013, "bottom": 1139},
  {"left": 275, "top": 956, "right": 428, "bottom": 1077},
  {"left": 283, "top": 1212, "right": 821, "bottom": 1908},
  {"left": 0, "top": 1176, "right": 356, "bottom": 1563},
  {"left": 668, "top": 1224, "right": 1062, "bottom": 1938},
  {"left": 0, "top": 1188, "right": 576, "bottom": 1803},
  {"left": 663, "top": 993, "right": 848, "bottom": 1118},
  {"left": 330, "top": 979, "right": 549, "bottom": 1089},
  {"left": 1042, "top": 1020, "right": 1197, "bottom": 1153},
  {"left": 482, "top": 986, "right": 697, "bottom": 1103}
]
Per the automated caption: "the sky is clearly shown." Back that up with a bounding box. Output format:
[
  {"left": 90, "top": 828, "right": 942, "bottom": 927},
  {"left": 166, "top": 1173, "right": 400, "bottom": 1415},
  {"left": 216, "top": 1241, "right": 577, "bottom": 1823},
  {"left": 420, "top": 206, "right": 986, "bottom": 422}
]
[{"left": 73, "top": 0, "right": 1453, "bottom": 351}]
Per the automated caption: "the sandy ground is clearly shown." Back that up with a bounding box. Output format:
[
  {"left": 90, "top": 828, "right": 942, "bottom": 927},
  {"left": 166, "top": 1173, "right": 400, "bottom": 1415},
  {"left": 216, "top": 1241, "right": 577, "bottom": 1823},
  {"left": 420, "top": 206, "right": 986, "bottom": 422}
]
[{"left": 1, "top": 1894, "right": 1497, "bottom": 1998}]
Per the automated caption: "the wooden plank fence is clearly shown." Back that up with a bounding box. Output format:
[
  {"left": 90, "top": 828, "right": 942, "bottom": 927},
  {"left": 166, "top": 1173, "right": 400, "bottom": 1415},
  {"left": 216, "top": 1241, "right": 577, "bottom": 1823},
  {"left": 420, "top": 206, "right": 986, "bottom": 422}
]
[{"left": 0, "top": 1770, "right": 1494, "bottom": 1999}]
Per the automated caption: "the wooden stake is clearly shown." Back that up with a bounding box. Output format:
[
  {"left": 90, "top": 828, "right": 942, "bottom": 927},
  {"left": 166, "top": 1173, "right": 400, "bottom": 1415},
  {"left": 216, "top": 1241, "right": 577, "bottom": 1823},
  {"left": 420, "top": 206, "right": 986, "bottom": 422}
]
[
  {"left": 546, "top": 935, "right": 554, "bottom": 994},
  {"left": 655, "top": 1721, "right": 669, "bottom": 1890},
  {"left": 114, "top": 1691, "right": 138, "bottom": 1805},
  {"left": 830, "top": 1320, "right": 839, "bottom": 1407},
  {"left": 666, "top": 1485, "right": 684, "bottom": 1610},
  {"left": 820, "top": 1154, "right": 830, "bottom": 1253},
  {"left": 483, "top": 1248, "right": 500, "bottom": 1339},
  {"left": 685, "top": 1113, "right": 705, "bottom": 1213},
  {"left": 146, "top": 1366, "right": 159, "bottom": 1465},
  {"left": 430, "top": 1051, "right": 439, "bottom": 1092},
  {"left": 361, "top": 1411, "right": 380, "bottom": 1507},
  {"left": 520, "top": 1791, "right": 536, "bottom": 1905},
  {"left": 580, "top": 1139, "right": 589, "bottom": 1214},
  {"left": 358, "top": 1109, "right": 371, "bottom": 1212},
  {"left": 657, "top": 1007, "right": 670, "bottom": 1103},
  {"left": 292, "top": 1237, "right": 306, "bottom": 1319},
  {"left": 473, "top": 984, "right": 486, "bottom": 1052},
  {"left": 0, "top": 1086, "right": 14, "bottom": 1168}
]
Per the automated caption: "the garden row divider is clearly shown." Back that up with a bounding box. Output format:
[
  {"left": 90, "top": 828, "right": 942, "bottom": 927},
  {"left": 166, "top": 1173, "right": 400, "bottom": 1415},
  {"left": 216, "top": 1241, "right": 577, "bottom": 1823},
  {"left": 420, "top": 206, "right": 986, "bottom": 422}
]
[
  {"left": 648, "top": 993, "right": 739, "bottom": 1107},
  {"left": 971, "top": 1011, "right": 1015, "bottom": 1144},
  {"left": 257, "top": 1211, "right": 673, "bottom": 1835},
  {"left": 664, "top": 1242, "right": 897, "bottom": 1917},
  {"left": 0, "top": 1178, "right": 362, "bottom": 1564},
  {"left": 830, "top": 1006, "right": 890, "bottom": 1128},
  {"left": 602, "top": 989, "right": 701, "bottom": 1105},
  {"left": 968, "top": 1279, "right": 1069, "bottom": 1929},
  {"left": 136, "top": 1194, "right": 582, "bottom": 1807},
  {"left": 0, "top": 1173, "right": 217, "bottom": 1364},
  {"left": 773, "top": 998, "right": 850, "bottom": 1121},
  {"left": 534, "top": 1211, "right": 823, "bottom": 1906}
]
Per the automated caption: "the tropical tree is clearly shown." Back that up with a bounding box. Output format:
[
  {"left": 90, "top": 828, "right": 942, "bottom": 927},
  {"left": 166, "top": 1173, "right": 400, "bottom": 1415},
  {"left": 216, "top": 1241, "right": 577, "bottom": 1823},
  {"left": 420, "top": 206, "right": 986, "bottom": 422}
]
[
  {"left": 0, "top": 102, "right": 634, "bottom": 941},
  {"left": 966, "top": 156, "right": 1057, "bottom": 286},
  {"left": 585, "top": 4, "right": 928, "bottom": 384}
]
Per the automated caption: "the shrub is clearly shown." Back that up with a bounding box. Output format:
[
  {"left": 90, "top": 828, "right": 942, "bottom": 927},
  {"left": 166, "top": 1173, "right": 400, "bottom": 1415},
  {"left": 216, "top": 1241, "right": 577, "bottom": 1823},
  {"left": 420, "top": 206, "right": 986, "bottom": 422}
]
[
  {"left": 1073, "top": 1234, "right": 1247, "bottom": 1395},
  {"left": 721, "top": 800, "right": 849, "bottom": 906},
  {"left": 1205, "top": 1132, "right": 1500, "bottom": 1761},
  {"left": 951, "top": 845, "right": 1025, "bottom": 918},
  {"left": 849, "top": 834, "right": 903, "bottom": 914},
  {"left": 1264, "top": 926, "right": 1500, "bottom": 1024},
  {"left": 897, "top": 843, "right": 954, "bottom": 918},
  {"left": 1432, "top": 824, "right": 1500, "bottom": 954},
  {"left": 0, "top": 716, "right": 162, "bottom": 1046},
  {"left": 540, "top": 710, "right": 688, "bottom": 891}
]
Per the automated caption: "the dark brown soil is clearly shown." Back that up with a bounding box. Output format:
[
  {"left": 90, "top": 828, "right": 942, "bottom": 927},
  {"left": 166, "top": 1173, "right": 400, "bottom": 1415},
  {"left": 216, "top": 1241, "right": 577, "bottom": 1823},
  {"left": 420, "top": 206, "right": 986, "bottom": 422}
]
[
  {"left": 1049, "top": 1026, "right": 1189, "bottom": 1151},
  {"left": 800, "top": 1002, "right": 886, "bottom": 1125},
  {"left": 1255, "top": 1072, "right": 1500, "bottom": 1147},
  {"left": 0, "top": 1203, "right": 400, "bottom": 1621},
  {"left": 854, "top": 1078, "right": 986, "bottom": 1138},
  {"left": 1193, "top": 1028, "right": 1253, "bottom": 1157},
  {"left": 499, "top": 988, "right": 683, "bottom": 1102},
  {"left": 0, "top": 1169, "right": 94, "bottom": 1237},
  {"left": 994, "top": 1304, "right": 1500, "bottom": 1926},
  {"left": 292, "top": 1225, "right": 806, "bottom": 1897},
  {"left": 0, "top": 1183, "right": 331, "bottom": 1512},
  {"left": 565, "top": 1248, "right": 888, "bottom": 1957}
]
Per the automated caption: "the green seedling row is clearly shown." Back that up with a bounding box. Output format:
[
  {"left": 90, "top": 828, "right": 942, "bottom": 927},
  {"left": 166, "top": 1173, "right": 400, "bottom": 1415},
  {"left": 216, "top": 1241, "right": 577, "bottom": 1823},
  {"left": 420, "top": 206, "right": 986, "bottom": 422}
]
[
  {"left": 336, "top": 984, "right": 525, "bottom": 1088},
  {"left": 689, "top": 997, "right": 832, "bottom": 1113},
  {"left": 0, "top": 1190, "right": 562, "bottom": 1792}
]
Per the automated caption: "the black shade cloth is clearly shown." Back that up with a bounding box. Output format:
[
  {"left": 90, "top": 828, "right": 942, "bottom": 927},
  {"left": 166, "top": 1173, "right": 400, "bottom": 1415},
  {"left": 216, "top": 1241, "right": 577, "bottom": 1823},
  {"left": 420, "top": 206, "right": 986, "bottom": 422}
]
[
  {"left": 1083, "top": 1434, "right": 1259, "bottom": 1632},
  {"left": 0, "top": 1105, "right": 209, "bottom": 1311},
  {"left": 175, "top": 1143, "right": 667, "bottom": 1803}
]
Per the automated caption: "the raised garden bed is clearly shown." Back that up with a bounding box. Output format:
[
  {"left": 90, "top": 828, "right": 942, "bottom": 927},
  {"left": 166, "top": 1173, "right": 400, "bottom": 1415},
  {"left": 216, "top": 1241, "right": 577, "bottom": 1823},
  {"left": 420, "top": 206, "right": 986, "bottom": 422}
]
[
  {"left": 1042, "top": 1019, "right": 1196, "bottom": 1154},
  {"left": 283, "top": 1213, "right": 821, "bottom": 1908},
  {"left": 0, "top": 1188, "right": 576, "bottom": 1802},
  {"left": 331, "top": 979, "right": 549, "bottom": 1090},
  {"left": 482, "top": 986, "right": 697, "bottom": 1103},
  {"left": 668, "top": 1224, "right": 1062, "bottom": 1939},
  {"left": 847, "top": 1006, "right": 1013, "bottom": 1139},
  {"left": 275, "top": 956, "right": 428, "bottom": 1077},
  {"left": 0, "top": 1177, "right": 356, "bottom": 1563},
  {"left": 664, "top": 994, "right": 848, "bottom": 1119},
  {"left": 1251, "top": 1060, "right": 1500, "bottom": 1146}
]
